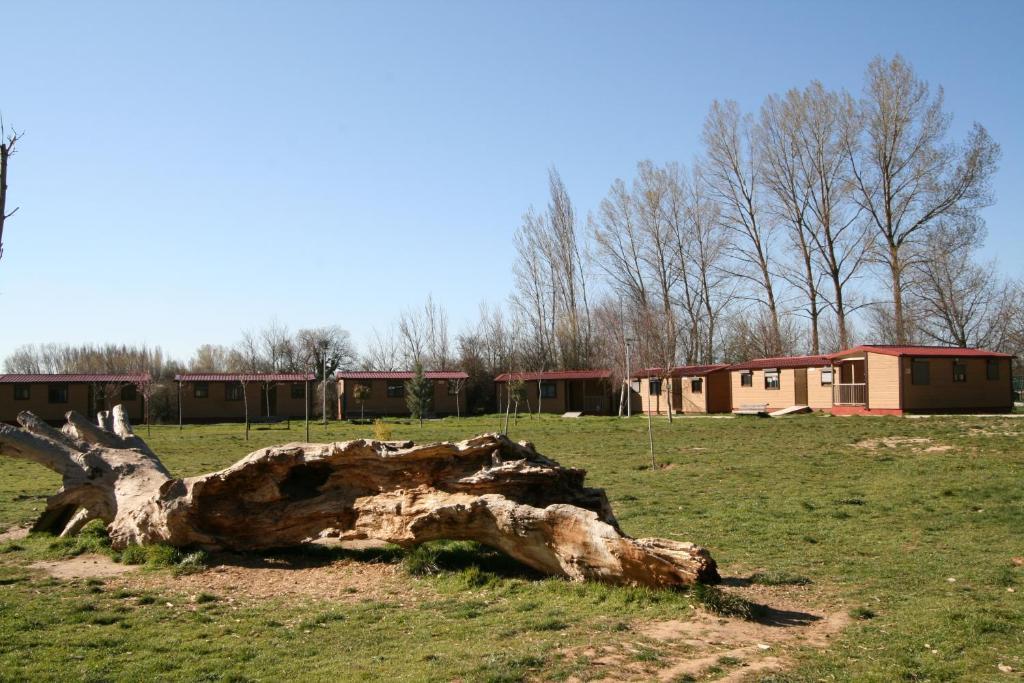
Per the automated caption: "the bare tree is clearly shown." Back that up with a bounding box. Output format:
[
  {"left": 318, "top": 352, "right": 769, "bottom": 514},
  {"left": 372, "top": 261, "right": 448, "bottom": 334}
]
[
  {"left": 0, "top": 116, "right": 21, "bottom": 264},
  {"left": 798, "top": 82, "right": 870, "bottom": 350},
  {"left": 511, "top": 169, "right": 593, "bottom": 369},
  {"left": 845, "top": 55, "right": 1000, "bottom": 344},
  {"left": 702, "top": 100, "right": 784, "bottom": 355},
  {"left": 189, "top": 344, "right": 232, "bottom": 372},
  {"left": 909, "top": 221, "right": 1020, "bottom": 349},
  {"left": 362, "top": 328, "right": 401, "bottom": 371},
  {"left": 759, "top": 90, "right": 823, "bottom": 353}
]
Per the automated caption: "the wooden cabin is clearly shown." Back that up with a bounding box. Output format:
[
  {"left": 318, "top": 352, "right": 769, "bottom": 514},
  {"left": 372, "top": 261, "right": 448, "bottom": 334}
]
[
  {"left": 493, "top": 370, "right": 614, "bottom": 415},
  {"left": 729, "top": 355, "right": 833, "bottom": 413},
  {"left": 336, "top": 371, "right": 469, "bottom": 419},
  {"left": 632, "top": 365, "right": 732, "bottom": 415},
  {"left": 0, "top": 373, "right": 149, "bottom": 425},
  {"left": 174, "top": 373, "right": 314, "bottom": 423},
  {"left": 829, "top": 345, "right": 1014, "bottom": 415}
]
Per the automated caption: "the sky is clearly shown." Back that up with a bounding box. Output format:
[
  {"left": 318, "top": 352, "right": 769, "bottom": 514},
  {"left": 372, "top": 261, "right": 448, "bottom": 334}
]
[{"left": 2, "top": 0, "right": 1022, "bottom": 364}]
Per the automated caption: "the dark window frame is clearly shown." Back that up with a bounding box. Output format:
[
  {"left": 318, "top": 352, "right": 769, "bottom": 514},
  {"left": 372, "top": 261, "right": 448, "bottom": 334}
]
[
  {"left": 690, "top": 378, "right": 703, "bottom": 394},
  {"left": 291, "top": 383, "right": 305, "bottom": 399},
  {"left": 820, "top": 368, "right": 834, "bottom": 386},
  {"left": 764, "top": 370, "right": 781, "bottom": 390},
  {"left": 539, "top": 381, "right": 557, "bottom": 399},
  {"left": 986, "top": 359, "right": 1000, "bottom": 381},
  {"left": 911, "top": 360, "right": 930, "bottom": 386},
  {"left": 740, "top": 371, "right": 753, "bottom": 387},
  {"left": 48, "top": 384, "right": 69, "bottom": 404},
  {"left": 952, "top": 362, "right": 967, "bottom": 383},
  {"left": 194, "top": 382, "right": 210, "bottom": 399},
  {"left": 648, "top": 378, "right": 662, "bottom": 396},
  {"left": 225, "top": 382, "right": 244, "bottom": 401},
  {"left": 386, "top": 381, "right": 405, "bottom": 398},
  {"left": 13, "top": 384, "right": 31, "bottom": 401}
]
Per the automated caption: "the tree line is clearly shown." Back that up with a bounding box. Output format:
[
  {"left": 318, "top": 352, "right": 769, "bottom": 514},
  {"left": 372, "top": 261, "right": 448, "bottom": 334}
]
[{"left": 3, "top": 56, "right": 1020, "bottom": 419}]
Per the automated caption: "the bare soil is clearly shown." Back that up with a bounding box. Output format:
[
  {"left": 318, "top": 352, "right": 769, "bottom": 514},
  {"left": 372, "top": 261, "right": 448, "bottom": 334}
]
[
  {"left": 853, "top": 436, "right": 952, "bottom": 452},
  {"left": 30, "top": 554, "right": 137, "bottom": 579}
]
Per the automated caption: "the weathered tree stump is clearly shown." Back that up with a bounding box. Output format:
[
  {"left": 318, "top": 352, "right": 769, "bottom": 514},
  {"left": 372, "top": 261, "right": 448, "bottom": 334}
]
[{"left": 0, "top": 406, "right": 719, "bottom": 587}]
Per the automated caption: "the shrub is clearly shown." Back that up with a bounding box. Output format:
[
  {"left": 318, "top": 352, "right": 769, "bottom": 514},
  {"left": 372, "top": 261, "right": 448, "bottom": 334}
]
[{"left": 373, "top": 419, "right": 392, "bottom": 441}]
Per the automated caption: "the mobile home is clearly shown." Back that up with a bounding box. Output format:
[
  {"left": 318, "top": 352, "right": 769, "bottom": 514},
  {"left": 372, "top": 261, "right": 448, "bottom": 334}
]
[
  {"left": 494, "top": 370, "right": 614, "bottom": 415},
  {"left": 729, "top": 356, "right": 833, "bottom": 413},
  {"left": 336, "top": 370, "right": 469, "bottom": 419},
  {"left": 633, "top": 365, "right": 732, "bottom": 414},
  {"left": 829, "top": 345, "right": 1014, "bottom": 415},
  {"left": 0, "top": 373, "right": 149, "bottom": 425},
  {"left": 174, "top": 373, "right": 314, "bottom": 423}
]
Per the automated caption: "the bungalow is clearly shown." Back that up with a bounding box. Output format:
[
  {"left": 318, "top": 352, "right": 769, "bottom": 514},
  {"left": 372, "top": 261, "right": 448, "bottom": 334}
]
[
  {"left": 0, "top": 373, "right": 149, "bottom": 425},
  {"left": 494, "top": 370, "right": 614, "bottom": 415},
  {"left": 633, "top": 365, "right": 732, "bottom": 415},
  {"left": 336, "top": 370, "right": 469, "bottom": 419},
  {"left": 829, "top": 345, "right": 1015, "bottom": 415},
  {"left": 174, "top": 373, "right": 315, "bottom": 423},
  {"left": 729, "top": 355, "right": 834, "bottom": 413}
]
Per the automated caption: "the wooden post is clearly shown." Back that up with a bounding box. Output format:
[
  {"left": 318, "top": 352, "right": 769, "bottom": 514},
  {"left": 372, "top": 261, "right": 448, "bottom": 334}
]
[
  {"left": 177, "top": 381, "right": 182, "bottom": 432},
  {"left": 304, "top": 379, "right": 309, "bottom": 442}
]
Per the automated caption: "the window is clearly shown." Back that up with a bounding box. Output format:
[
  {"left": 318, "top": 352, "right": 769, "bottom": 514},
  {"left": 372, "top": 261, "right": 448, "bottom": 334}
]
[
  {"left": 194, "top": 382, "right": 209, "bottom": 399},
  {"left": 121, "top": 385, "right": 137, "bottom": 401},
  {"left": 648, "top": 378, "right": 662, "bottom": 396},
  {"left": 386, "top": 381, "right": 405, "bottom": 398},
  {"left": 987, "top": 359, "right": 1000, "bottom": 380},
  {"left": 690, "top": 378, "right": 703, "bottom": 394},
  {"left": 447, "top": 380, "right": 461, "bottom": 396},
  {"left": 953, "top": 362, "right": 967, "bottom": 383},
  {"left": 225, "top": 382, "right": 244, "bottom": 401},
  {"left": 820, "top": 368, "right": 833, "bottom": 386},
  {"left": 911, "top": 360, "right": 930, "bottom": 386},
  {"left": 740, "top": 371, "right": 753, "bottom": 387},
  {"left": 13, "top": 385, "right": 30, "bottom": 400},
  {"left": 764, "top": 370, "right": 780, "bottom": 390},
  {"left": 48, "top": 384, "right": 69, "bottom": 404},
  {"left": 540, "top": 381, "right": 557, "bottom": 399},
  {"left": 291, "top": 383, "right": 305, "bottom": 399}
]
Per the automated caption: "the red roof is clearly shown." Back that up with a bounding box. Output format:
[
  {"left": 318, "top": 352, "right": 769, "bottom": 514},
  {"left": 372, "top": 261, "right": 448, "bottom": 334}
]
[
  {"left": 632, "top": 364, "right": 729, "bottom": 379},
  {"left": 494, "top": 369, "right": 612, "bottom": 382},
  {"left": 729, "top": 355, "right": 832, "bottom": 371},
  {"left": 831, "top": 345, "right": 1014, "bottom": 359},
  {"left": 174, "top": 373, "right": 315, "bottom": 382},
  {"left": 335, "top": 371, "right": 468, "bottom": 380},
  {"left": 0, "top": 373, "right": 150, "bottom": 384}
]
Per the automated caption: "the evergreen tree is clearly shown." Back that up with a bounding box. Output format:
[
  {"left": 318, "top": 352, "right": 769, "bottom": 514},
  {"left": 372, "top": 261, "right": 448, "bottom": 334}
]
[{"left": 405, "top": 362, "right": 433, "bottom": 427}]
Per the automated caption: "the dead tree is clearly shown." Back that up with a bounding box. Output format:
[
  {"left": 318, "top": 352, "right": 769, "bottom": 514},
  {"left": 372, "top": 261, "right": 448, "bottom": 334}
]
[
  {"left": 0, "top": 119, "right": 22, "bottom": 263},
  {"left": 0, "top": 406, "right": 719, "bottom": 588}
]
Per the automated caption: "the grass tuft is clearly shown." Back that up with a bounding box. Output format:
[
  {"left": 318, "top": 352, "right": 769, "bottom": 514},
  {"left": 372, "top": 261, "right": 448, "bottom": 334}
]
[
  {"left": 691, "top": 584, "right": 757, "bottom": 619},
  {"left": 749, "top": 571, "right": 812, "bottom": 586}
]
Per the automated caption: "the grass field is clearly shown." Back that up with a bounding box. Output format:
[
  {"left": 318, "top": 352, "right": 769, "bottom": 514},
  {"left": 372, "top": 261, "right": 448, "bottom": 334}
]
[{"left": 0, "top": 413, "right": 1021, "bottom": 681}]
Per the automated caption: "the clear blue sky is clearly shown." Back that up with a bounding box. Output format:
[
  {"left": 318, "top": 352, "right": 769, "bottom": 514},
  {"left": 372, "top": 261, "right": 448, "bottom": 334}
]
[{"left": 2, "top": 0, "right": 1021, "bottom": 362}]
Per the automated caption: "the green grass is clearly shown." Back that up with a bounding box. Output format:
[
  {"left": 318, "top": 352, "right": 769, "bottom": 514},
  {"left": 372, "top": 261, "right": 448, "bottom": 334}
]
[{"left": 0, "top": 413, "right": 1022, "bottom": 680}]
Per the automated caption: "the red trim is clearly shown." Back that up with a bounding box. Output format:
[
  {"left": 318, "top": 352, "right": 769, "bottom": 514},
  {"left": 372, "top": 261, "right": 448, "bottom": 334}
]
[{"left": 830, "top": 406, "right": 903, "bottom": 416}]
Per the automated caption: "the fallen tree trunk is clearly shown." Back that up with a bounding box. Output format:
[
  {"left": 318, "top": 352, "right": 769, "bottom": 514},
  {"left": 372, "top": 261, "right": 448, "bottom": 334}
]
[{"left": 0, "top": 406, "right": 719, "bottom": 587}]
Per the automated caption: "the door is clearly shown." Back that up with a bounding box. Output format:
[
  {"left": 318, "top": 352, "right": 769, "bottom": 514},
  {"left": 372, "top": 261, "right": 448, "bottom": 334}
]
[
  {"left": 260, "top": 386, "right": 278, "bottom": 416},
  {"left": 794, "top": 369, "right": 808, "bottom": 406}
]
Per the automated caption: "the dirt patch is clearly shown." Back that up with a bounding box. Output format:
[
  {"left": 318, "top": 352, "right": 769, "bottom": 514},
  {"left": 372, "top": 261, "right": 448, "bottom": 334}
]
[
  {"left": 853, "top": 436, "right": 952, "bottom": 453},
  {"left": 567, "top": 581, "right": 850, "bottom": 682},
  {"left": 111, "top": 550, "right": 417, "bottom": 605},
  {"left": 0, "top": 527, "right": 30, "bottom": 543},
  {"left": 30, "top": 554, "right": 137, "bottom": 579}
]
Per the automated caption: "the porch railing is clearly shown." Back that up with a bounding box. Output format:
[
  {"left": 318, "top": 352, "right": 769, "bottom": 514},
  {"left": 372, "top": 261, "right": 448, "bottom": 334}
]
[{"left": 833, "top": 383, "right": 866, "bottom": 406}]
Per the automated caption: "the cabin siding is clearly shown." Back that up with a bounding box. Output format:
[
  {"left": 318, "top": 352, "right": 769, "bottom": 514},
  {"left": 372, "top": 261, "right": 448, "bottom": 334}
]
[
  {"left": 900, "top": 356, "right": 1013, "bottom": 412},
  {"left": 0, "top": 382, "right": 145, "bottom": 424},
  {"left": 805, "top": 367, "right": 833, "bottom": 410},
  {"left": 730, "top": 369, "right": 798, "bottom": 412},
  {"left": 180, "top": 381, "right": 309, "bottom": 421},
  {"left": 341, "top": 379, "right": 461, "bottom": 418},
  {"left": 867, "top": 352, "right": 902, "bottom": 410},
  {"left": 636, "top": 369, "right": 731, "bottom": 414}
]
